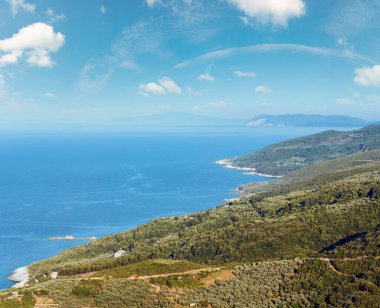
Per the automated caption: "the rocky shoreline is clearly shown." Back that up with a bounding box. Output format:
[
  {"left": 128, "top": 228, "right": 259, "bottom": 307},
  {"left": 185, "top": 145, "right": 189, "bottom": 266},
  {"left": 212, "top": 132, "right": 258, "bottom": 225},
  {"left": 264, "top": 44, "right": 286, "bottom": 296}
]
[
  {"left": 215, "top": 159, "right": 282, "bottom": 178},
  {"left": 7, "top": 266, "right": 29, "bottom": 288}
]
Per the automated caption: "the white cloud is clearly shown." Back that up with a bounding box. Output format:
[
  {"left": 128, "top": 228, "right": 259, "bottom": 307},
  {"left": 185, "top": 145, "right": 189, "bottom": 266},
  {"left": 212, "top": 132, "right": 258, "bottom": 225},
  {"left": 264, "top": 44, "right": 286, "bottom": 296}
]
[
  {"left": 336, "top": 98, "right": 353, "bottom": 105},
  {"left": 139, "top": 77, "right": 182, "bottom": 96},
  {"left": 120, "top": 60, "right": 139, "bottom": 70},
  {"left": 159, "top": 77, "right": 182, "bottom": 94},
  {"left": 174, "top": 44, "right": 376, "bottom": 70},
  {"left": 100, "top": 5, "right": 108, "bottom": 14},
  {"left": 146, "top": 0, "right": 160, "bottom": 8},
  {"left": 43, "top": 92, "right": 56, "bottom": 98},
  {"left": 0, "top": 22, "right": 65, "bottom": 67},
  {"left": 198, "top": 72, "right": 215, "bottom": 81},
  {"left": 255, "top": 85, "right": 272, "bottom": 94},
  {"left": 354, "top": 65, "right": 380, "bottom": 87},
  {"left": 78, "top": 64, "right": 113, "bottom": 92},
  {"left": 187, "top": 87, "right": 203, "bottom": 96},
  {"left": 8, "top": 0, "right": 35, "bottom": 16},
  {"left": 138, "top": 82, "right": 166, "bottom": 95},
  {"left": 234, "top": 70, "right": 256, "bottom": 78},
  {"left": 46, "top": 8, "right": 66, "bottom": 23},
  {"left": 0, "top": 74, "right": 5, "bottom": 88},
  {"left": 228, "top": 0, "right": 306, "bottom": 27}
]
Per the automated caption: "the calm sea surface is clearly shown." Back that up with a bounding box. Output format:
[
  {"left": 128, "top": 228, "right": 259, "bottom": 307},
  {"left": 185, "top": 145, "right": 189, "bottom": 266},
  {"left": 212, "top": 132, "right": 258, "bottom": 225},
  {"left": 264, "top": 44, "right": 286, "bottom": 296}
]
[{"left": 0, "top": 126, "right": 352, "bottom": 289}]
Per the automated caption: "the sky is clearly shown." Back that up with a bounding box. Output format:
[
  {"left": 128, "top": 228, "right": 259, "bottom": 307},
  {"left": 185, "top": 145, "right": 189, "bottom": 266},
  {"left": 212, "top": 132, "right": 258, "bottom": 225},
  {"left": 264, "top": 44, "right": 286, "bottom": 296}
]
[{"left": 0, "top": 0, "right": 380, "bottom": 123}]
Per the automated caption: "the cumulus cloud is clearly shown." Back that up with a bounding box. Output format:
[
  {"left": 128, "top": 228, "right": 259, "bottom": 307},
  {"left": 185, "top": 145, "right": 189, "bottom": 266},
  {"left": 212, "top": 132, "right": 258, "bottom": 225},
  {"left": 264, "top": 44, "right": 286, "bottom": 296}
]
[
  {"left": 138, "top": 77, "right": 181, "bottom": 96},
  {"left": 159, "top": 76, "right": 182, "bottom": 94},
  {"left": 234, "top": 70, "right": 256, "bottom": 78},
  {"left": 228, "top": 0, "right": 306, "bottom": 27},
  {"left": 0, "top": 22, "right": 65, "bottom": 67},
  {"left": 8, "top": 0, "right": 35, "bottom": 16},
  {"left": 255, "top": 85, "right": 272, "bottom": 93},
  {"left": 138, "top": 82, "right": 165, "bottom": 96},
  {"left": 198, "top": 72, "right": 215, "bottom": 81},
  {"left": 354, "top": 65, "right": 380, "bottom": 87}
]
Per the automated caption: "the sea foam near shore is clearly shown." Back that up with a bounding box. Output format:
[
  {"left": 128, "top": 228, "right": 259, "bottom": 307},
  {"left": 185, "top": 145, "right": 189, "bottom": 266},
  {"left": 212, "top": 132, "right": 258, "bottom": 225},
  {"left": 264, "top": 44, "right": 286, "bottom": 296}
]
[{"left": 215, "top": 159, "right": 282, "bottom": 178}]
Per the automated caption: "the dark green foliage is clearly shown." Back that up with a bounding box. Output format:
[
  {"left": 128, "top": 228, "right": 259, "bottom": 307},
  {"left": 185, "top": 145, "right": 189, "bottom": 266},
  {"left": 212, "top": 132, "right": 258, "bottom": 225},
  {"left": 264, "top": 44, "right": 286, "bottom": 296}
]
[
  {"left": 91, "top": 259, "right": 205, "bottom": 278},
  {"left": 149, "top": 271, "right": 208, "bottom": 289},
  {"left": 180, "top": 260, "right": 302, "bottom": 307},
  {"left": 0, "top": 290, "right": 35, "bottom": 308},
  {"left": 232, "top": 125, "right": 380, "bottom": 176},
  {"left": 28, "top": 170, "right": 380, "bottom": 280},
  {"left": 282, "top": 259, "right": 380, "bottom": 307}
]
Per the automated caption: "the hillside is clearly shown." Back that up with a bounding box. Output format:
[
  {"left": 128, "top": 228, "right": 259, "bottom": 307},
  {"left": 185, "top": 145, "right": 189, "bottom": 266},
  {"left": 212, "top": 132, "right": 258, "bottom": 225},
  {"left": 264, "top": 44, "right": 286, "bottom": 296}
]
[
  {"left": 239, "top": 149, "right": 380, "bottom": 195},
  {"left": 222, "top": 125, "right": 380, "bottom": 176},
  {"left": 1, "top": 128, "right": 379, "bottom": 307},
  {"left": 246, "top": 114, "right": 370, "bottom": 127},
  {"left": 1, "top": 156, "right": 379, "bottom": 307}
]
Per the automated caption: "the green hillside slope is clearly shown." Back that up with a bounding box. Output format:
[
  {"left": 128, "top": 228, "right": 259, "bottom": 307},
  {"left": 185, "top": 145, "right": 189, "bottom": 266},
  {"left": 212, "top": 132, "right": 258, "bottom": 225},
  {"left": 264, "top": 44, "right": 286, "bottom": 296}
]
[
  {"left": 227, "top": 125, "right": 380, "bottom": 176},
  {"left": 1, "top": 129, "right": 379, "bottom": 307}
]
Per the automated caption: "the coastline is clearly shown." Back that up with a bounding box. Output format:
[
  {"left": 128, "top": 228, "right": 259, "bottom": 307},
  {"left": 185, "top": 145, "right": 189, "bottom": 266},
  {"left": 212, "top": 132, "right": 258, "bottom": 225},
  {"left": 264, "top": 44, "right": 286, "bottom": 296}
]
[
  {"left": 215, "top": 159, "right": 282, "bottom": 178},
  {"left": 7, "top": 266, "right": 29, "bottom": 288}
]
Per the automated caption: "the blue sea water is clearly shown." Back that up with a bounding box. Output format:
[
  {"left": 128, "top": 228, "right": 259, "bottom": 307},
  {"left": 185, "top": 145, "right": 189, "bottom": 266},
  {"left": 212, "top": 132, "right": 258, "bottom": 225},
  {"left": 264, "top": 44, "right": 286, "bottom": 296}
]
[{"left": 0, "top": 126, "right": 349, "bottom": 289}]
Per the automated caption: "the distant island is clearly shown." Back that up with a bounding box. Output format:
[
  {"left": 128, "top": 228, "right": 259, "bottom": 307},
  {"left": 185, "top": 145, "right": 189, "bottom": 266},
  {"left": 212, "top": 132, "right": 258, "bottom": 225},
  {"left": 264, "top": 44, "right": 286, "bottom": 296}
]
[
  {"left": 245, "top": 114, "right": 371, "bottom": 127},
  {"left": 112, "top": 112, "right": 376, "bottom": 128},
  {"left": 1, "top": 125, "right": 379, "bottom": 307}
]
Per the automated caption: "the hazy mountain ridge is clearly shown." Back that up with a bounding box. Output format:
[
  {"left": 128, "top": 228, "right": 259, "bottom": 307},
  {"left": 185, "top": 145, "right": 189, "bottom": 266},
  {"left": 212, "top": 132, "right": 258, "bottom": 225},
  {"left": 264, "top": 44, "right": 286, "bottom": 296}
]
[
  {"left": 246, "top": 114, "right": 371, "bottom": 127},
  {"left": 112, "top": 112, "right": 375, "bottom": 128},
  {"left": 112, "top": 112, "right": 242, "bottom": 126}
]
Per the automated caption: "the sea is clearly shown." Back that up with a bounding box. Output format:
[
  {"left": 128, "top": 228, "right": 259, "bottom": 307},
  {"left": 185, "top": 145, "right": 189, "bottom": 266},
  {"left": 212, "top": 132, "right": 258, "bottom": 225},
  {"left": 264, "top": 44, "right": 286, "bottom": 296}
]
[{"left": 0, "top": 125, "right": 354, "bottom": 289}]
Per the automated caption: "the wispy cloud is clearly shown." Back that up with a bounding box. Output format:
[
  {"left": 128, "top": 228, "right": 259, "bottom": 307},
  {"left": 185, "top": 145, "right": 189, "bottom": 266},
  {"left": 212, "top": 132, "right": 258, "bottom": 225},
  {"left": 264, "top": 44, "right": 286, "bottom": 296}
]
[
  {"left": 325, "top": 0, "right": 380, "bottom": 37},
  {"left": 234, "top": 70, "right": 256, "bottom": 78},
  {"left": 8, "top": 0, "right": 35, "bottom": 17},
  {"left": 46, "top": 8, "right": 66, "bottom": 24},
  {"left": 336, "top": 97, "right": 353, "bottom": 105},
  {"left": 77, "top": 64, "right": 113, "bottom": 92},
  {"left": 174, "top": 43, "right": 376, "bottom": 69},
  {"left": 43, "top": 92, "right": 57, "bottom": 98},
  {"left": 100, "top": 5, "right": 108, "bottom": 14},
  {"left": 255, "top": 86, "right": 272, "bottom": 94},
  {"left": 198, "top": 72, "right": 215, "bottom": 81}
]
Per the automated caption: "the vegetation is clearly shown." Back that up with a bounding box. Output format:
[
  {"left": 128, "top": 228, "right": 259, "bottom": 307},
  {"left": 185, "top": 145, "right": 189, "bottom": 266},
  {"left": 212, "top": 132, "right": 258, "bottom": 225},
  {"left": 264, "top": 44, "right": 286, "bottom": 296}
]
[
  {"left": 231, "top": 125, "right": 380, "bottom": 176},
  {"left": 1, "top": 127, "right": 379, "bottom": 307}
]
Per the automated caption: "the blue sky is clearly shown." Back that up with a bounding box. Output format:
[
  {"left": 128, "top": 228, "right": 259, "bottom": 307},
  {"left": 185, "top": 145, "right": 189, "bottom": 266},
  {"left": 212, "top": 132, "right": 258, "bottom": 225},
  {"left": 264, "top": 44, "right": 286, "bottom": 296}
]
[{"left": 0, "top": 0, "right": 380, "bottom": 123}]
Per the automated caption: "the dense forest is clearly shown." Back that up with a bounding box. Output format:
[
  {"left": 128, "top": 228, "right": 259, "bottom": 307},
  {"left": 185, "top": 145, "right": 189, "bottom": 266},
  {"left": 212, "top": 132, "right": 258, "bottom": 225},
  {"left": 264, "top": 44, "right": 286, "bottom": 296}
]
[{"left": 1, "top": 127, "right": 379, "bottom": 307}]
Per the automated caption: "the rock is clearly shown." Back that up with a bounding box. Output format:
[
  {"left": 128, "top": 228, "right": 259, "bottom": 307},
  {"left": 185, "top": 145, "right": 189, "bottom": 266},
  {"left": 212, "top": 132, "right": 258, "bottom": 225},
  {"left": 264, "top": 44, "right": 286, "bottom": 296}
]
[
  {"left": 50, "top": 272, "right": 58, "bottom": 279},
  {"left": 113, "top": 249, "right": 127, "bottom": 258}
]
